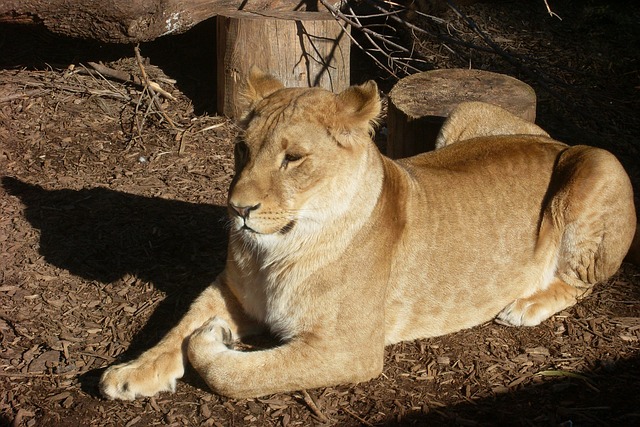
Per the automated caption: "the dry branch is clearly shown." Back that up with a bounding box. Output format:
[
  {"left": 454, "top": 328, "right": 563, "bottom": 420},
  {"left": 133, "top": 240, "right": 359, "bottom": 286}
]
[
  {"left": 134, "top": 46, "right": 177, "bottom": 130},
  {"left": 82, "top": 62, "right": 176, "bottom": 101},
  {"left": 320, "top": 0, "right": 422, "bottom": 77},
  {"left": 325, "top": 0, "right": 588, "bottom": 115}
]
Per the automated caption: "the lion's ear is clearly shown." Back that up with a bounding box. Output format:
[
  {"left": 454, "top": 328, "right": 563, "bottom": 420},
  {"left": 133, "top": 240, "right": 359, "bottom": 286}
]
[
  {"left": 335, "top": 81, "right": 381, "bottom": 132},
  {"left": 243, "top": 66, "right": 284, "bottom": 104}
]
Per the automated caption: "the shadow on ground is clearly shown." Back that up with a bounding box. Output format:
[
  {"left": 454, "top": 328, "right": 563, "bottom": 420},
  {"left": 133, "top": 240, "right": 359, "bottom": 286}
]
[
  {"left": 383, "top": 354, "right": 640, "bottom": 426},
  {"left": 2, "top": 176, "right": 228, "bottom": 350}
]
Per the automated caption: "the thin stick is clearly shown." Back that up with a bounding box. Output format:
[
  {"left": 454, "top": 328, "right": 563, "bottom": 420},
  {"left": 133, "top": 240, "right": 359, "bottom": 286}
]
[
  {"left": 78, "top": 63, "right": 129, "bottom": 100},
  {"left": 325, "top": 6, "right": 397, "bottom": 77},
  {"left": 133, "top": 45, "right": 177, "bottom": 130},
  {"left": 320, "top": 0, "right": 413, "bottom": 55},
  {"left": 320, "top": 0, "right": 419, "bottom": 76},
  {"left": 345, "top": 2, "right": 424, "bottom": 74},
  {"left": 301, "top": 390, "right": 330, "bottom": 423},
  {"left": 0, "top": 89, "right": 49, "bottom": 103},
  {"left": 342, "top": 406, "right": 374, "bottom": 426},
  {"left": 178, "top": 129, "right": 188, "bottom": 155},
  {"left": 86, "top": 61, "right": 176, "bottom": 100},
  {"left": 543, "top": 0, "right": 562, "bottom": 20}
]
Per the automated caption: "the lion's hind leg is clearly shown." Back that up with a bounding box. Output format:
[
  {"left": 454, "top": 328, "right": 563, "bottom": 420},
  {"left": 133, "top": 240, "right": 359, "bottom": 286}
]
[
  {"left": 496, "top": 214, "right": 578, "bottom": 327},
  {"left": 498, "top": 145, "right": 635, "bottom": 327}
]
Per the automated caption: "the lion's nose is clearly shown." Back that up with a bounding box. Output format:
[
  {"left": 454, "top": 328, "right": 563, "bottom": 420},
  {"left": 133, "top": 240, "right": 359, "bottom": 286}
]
[{"left": 230, "top": 203, "right": 261, "bottom": 219}]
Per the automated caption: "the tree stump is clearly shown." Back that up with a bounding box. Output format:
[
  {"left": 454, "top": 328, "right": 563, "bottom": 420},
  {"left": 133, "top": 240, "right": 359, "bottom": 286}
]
[
  {"left": 386, "top": 69, "right": 538, "bottom": 158},
  {"left": 217, "top": 11, "right": 350, "bottom": 119}
]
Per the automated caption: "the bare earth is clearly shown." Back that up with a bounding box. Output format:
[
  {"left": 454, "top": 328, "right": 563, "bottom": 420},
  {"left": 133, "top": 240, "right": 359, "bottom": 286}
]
[{"left": 1, "top": 2, "right": 639, "bottom": 426}]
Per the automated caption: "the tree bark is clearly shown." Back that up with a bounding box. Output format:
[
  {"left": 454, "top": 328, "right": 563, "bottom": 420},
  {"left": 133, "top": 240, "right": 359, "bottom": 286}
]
[
  {"left": 217, "top": 11, "right": 350, "bottom": 119},
  {"left": 386, "top": 69, "right": 538, "bottom": 158},
  {"left": 0, "top": 0, "right": 316, "bottom": 43}
]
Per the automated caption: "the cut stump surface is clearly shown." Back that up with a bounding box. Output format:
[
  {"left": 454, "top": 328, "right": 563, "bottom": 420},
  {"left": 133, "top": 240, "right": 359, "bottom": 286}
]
[{"left": 386, "top": 69, "right": 538, "bottom": 158}]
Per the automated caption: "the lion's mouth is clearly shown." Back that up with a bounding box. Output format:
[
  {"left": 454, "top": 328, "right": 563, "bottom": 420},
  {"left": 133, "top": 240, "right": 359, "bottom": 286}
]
[
  {"left": 241, "top": 224, "right": 258, "bottom": 233},
  {"left": 237, "top": 220, "right": 295, "bottom": 235}
]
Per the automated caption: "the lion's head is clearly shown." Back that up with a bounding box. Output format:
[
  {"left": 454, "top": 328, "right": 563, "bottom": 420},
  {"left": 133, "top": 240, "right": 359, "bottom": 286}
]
[{"left": 227, "top": 68, "right": 382, "bottom": 246}]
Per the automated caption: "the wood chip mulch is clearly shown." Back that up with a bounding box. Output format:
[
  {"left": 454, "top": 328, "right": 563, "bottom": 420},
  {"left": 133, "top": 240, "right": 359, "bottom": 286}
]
[{"left": 1, "top": 2, "right": 639, "bottom": 426}]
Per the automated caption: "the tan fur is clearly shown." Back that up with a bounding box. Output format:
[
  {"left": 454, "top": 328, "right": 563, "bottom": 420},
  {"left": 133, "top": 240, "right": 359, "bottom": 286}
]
[
  {"left": 100, "top": 74, "right": 636, "bottom": 400},
  {"left": 435, "top": 101, "right": 549, "bottom": 149}
]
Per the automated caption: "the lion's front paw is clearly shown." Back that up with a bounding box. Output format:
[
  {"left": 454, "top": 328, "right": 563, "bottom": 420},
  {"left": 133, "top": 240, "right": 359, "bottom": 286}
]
[
  {"left": 188, "top": 316, "right": 234, "bottom": 355},
  {"left": 99, "top": 351, "right": 184, "bottom": 400}
]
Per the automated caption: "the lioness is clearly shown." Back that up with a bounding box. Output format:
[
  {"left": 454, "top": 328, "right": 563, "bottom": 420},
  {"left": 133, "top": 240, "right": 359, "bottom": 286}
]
[{"left": 100, "top": 69, "right": 636, "bottom": 400}]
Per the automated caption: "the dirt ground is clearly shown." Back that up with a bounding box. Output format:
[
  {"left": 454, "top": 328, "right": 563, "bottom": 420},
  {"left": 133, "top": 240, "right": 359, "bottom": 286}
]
[{"left": 1, "top": 1, "right": 639, "bottom": 426}]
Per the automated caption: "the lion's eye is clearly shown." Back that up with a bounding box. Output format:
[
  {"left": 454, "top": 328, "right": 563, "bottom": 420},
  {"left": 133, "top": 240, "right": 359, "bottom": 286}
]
[{"left": 281, "top": 153, "right": 303, "bottom": 169}]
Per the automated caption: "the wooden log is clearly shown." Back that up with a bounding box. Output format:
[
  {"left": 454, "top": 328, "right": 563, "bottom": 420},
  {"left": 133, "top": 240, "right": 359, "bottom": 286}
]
[
  {"left": 217, "top": 11, "right": 350, "bottom": 119},
  {"left": 0, "top": 0, "right": 310, "bottom": 43},
  {"left": 386, "top": 69, "right": 538, "bottom": 159}
]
